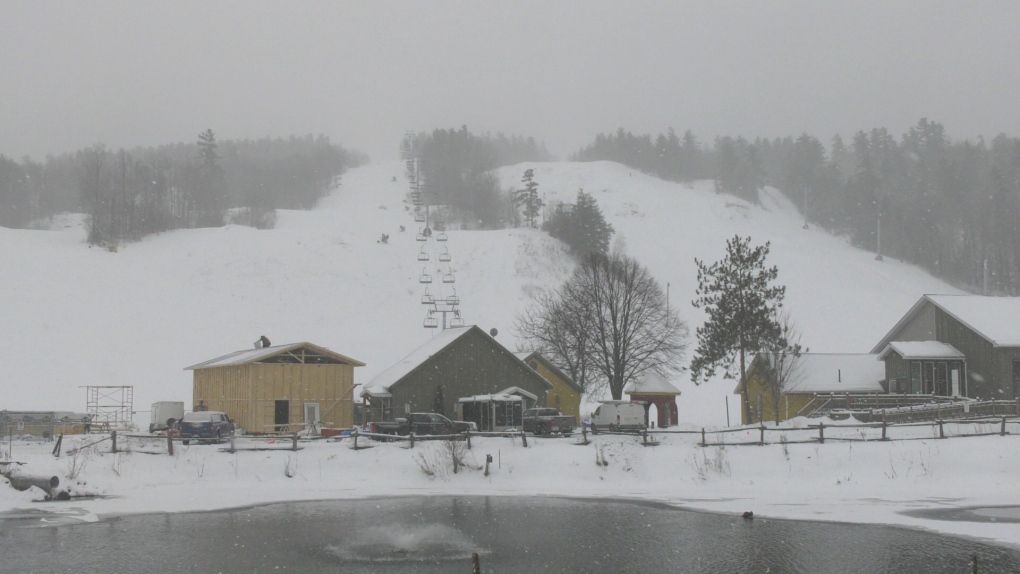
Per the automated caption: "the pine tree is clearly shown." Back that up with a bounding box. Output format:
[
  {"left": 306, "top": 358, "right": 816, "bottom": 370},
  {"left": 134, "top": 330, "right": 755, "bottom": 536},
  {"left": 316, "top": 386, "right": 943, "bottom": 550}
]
[
  {"left": 542, "top": 190, "right": 613, "bottom": 258},
  {"left": 691, "top": 236, "right": 786, "bottom": 424},
  {"left": 515, "top": 168, "right": 543, "bottom": 228}
]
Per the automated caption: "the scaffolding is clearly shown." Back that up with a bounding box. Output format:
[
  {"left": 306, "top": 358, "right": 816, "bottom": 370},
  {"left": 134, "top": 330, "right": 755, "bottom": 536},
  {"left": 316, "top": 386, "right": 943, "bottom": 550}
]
[{"left": 83, "top": 385, "right": 134, "bottom": 431}]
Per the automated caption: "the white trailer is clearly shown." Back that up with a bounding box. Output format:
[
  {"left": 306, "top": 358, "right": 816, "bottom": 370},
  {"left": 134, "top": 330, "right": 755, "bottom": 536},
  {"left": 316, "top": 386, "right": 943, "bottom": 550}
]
[{"left": 150, "top": 401, "right": 185, "bottom": 433}]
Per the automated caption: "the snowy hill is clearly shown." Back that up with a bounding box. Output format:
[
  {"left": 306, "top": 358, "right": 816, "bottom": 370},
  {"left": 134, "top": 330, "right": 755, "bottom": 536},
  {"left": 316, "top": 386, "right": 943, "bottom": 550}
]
[{"left": 0, "top": 160, "right": 961, "bottom": 426}]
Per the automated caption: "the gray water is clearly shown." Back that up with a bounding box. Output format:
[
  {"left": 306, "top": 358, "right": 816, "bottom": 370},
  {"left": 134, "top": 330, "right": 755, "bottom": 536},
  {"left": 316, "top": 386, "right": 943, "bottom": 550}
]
[{"left": 2, "top": 496, "right": 1019, "bottom": 573}]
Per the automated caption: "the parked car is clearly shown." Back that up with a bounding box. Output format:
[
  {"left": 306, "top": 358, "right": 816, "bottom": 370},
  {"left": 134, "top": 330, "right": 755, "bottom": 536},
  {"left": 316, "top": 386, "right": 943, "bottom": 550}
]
[
  {"left": 522, "top": 408, "right": 575, "bottom": 436},
  {"left": 369, "top": 413, "right": 473, "bottom": 438},
  {"left": 178, "top": 411, "right": 234, "bottom": 445},
  {"left": 590, "top": 401, "right": 646, "bottom": 432}
]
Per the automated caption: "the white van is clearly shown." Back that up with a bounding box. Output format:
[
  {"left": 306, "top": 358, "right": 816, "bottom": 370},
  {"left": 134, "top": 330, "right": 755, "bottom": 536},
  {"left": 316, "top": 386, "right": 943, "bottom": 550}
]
[{"left": 590, "top": 401, "right": 646, "bottom": 432}]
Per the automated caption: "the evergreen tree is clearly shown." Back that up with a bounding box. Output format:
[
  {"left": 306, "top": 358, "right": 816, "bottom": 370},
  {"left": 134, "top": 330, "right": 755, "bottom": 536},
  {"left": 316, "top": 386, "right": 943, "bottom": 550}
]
[
  {"left": 691, "top": 236, "right": 786, "bottom": 424},
  {"left": 515, "top": 168, "right": 543, "bottom": 228},
  {"left": 542, "top": 190, "right": 613, "bottom": 257}
]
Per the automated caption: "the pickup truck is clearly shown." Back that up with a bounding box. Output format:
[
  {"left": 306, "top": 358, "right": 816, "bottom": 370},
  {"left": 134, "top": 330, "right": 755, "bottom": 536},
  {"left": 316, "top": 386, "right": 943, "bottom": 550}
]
[
  {"left": 522, "top": 408, "right": 575, "bottom": 436},
  {"left": 369, "top": 413, "right": 473, "bottom": 438}
]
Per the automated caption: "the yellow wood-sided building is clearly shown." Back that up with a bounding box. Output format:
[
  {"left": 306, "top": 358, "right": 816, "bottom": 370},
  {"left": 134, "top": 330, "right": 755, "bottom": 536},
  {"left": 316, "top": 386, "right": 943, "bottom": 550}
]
[
  {"left": 186, "top": 342, "right": 364, "bottom": 434},
  {"left": 517, "top": 351, "right": 583, "bottom": 423},
  {"left": 737, "top": 353, "right": 885, "bottom": 425}
]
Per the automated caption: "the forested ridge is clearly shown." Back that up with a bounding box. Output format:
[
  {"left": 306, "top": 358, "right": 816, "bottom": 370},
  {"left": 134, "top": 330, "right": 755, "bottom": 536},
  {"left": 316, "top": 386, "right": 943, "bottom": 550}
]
[
  {"left": 573, "top": 120, "right": 1020, "bottom": 294},
  {"left": 0, "top": 133, "right": 365, "bottom": 244}
]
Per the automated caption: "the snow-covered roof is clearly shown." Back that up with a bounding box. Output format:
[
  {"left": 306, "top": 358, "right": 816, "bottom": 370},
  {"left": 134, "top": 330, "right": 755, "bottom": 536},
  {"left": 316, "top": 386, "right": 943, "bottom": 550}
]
[
  {"left": 746, "top": 353, "right": 885, "bottom": 394},
  {"left": 185, "top": 342, "right": 364, "bottom": 370},
  {"left": 624, "top": 373, "right": 681, "bottom": 396},
  {"left": 458, "top": 393, "right": 523, "bottom": 403},
  {"left": 872, "top": 294, "right": 1020, "bottom": 351},
  {"left": 361, "top": 326, "right": 475, "bottom": 392},
  {"left": 879, "top": 341, "right": 964, "bottom": 361}
]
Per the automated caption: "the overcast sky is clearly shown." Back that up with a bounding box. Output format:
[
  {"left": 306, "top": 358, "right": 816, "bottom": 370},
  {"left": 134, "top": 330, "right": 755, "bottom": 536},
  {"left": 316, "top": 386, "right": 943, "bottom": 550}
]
[{"left": 3, "top": 1, "right": 1019, "bottom": 162}]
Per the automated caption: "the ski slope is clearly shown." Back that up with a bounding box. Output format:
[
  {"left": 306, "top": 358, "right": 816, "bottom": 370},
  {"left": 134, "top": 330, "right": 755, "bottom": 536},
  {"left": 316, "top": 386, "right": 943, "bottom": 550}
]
[{"left": 0, "top": 160, "right": 961, "bottom": 426}]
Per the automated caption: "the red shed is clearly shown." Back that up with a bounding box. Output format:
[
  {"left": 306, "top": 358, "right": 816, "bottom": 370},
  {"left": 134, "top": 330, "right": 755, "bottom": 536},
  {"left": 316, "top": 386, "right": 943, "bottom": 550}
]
[{"left": 624, "top": 373, "right": 681, "bottom": 428}]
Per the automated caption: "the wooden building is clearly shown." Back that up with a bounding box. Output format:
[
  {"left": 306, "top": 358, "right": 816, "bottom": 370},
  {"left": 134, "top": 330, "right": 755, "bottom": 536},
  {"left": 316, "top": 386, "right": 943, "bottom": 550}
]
[
  {"left": 624, "top": 373, "right": 681, "bottom": 428},
  {"left": 871, "top": 295, "right": 1020, "bottom": 400},
  {"left": 739, "top": 353, "right": 885, "bottom": 425},
  {"left": 361, "top": 326, "right": 552, "bottom": 422},
  {"left": 516, "top": 351, "right": 583, "bottom": 423},
  {"left": 186, "top": 342, "right": 364, "bottom": 434}
]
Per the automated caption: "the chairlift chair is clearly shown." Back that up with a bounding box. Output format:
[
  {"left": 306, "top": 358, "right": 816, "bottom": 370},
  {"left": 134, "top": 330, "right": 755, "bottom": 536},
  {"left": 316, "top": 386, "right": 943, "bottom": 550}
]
[
  {"left": 417, "top": 247, "right": 430, "bottom": 261},
  {"left": 436, "top": 232, "right": 448, "bottom": 242},
  {"left": 423, "top": 317, "right": 439, "bottom": 329},
  {"left": 438, "top": 248, "right": 451, "bottom": 262},
  {"left": 446, "top": 289, "right": 460, "bottom": 306},
  {"left": 450, "top": 311, "right": 465, "bottom": 328},
  {"left": 442, "top": 272, "right": 455, "bottom": 284},
  {"left": 419, "top": 268, "right": 433, "bottom": 284},
  {"left": 421, "top": 289, "right": 435, "bottom": 305},
  {"left": 416, "top": 232, "right": 427, "bottom": 242},
  {"left": 414, "top": 212, "right": 426, "bottom": 223}
]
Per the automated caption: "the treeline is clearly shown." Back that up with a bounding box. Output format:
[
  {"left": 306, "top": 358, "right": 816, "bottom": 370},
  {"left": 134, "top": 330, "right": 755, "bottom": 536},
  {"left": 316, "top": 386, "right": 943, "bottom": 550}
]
[
  {"left": 0, "top": 133, "right": 365, "bottom": 245},
  {"left": 416, "top": 126, "right": 554, "bottom": 229},
  {"left": 572, "top": 121, "right": 1020, "bottom": 294}
]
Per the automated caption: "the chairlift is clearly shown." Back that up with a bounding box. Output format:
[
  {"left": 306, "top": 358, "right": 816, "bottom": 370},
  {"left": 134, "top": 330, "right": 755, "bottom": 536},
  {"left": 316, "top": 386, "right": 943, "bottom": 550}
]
[
  {"left": 421, "top": 289, "right": 435, "bottom": 305},
  {"left": 414, "top": 212, "right": 426, "bottom": 223},
  {"left": 442, "top": 272, "right": 455, "bottom": 284},
  {"left": 450, "top": 311, "right": 465, "bottom": 328},
  {"left": 419, "top": 268, "right": 433, "bottom": 284},
  {"left": 416, "top": 232, "right": 427, "bottom": 242},
  {"left": 446, "top": 289, "right": 460, "bottom": 306},
  {"left": 438, "top": 248, "right": 451, "bottom": 262},
  {"left": 417, "top": 247, "right": 430, "bottom": 261},
  {"left": 436, "top": 232, "right": 448, "bottom": 242},
  {"left": 423, "top": 317, "right": 439, "bottom": 329}
]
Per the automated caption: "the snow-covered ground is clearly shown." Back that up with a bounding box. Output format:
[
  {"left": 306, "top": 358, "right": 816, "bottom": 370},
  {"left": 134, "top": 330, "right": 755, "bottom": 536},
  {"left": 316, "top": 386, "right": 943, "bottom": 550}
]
[
  {"left": 6, "top": 159, "right": 1009, "bottom": 548},
  {"left": 3, "top": 422, "right": 1020, "bottom": 551}
]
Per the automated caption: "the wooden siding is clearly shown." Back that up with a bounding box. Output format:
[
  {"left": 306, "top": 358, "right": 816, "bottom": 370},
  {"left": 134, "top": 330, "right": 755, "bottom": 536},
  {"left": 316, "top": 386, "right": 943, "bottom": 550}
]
[
  {"left": 193, "top": 363, "right": 355, "bottom": 433},
  {"left": 743, "top": 361, "right": 819, "bottom": 425},
  {"left": 933, "top": 306, "right": 994, "bottom": 399},
  {"left": 528, "top": 359, "right": 581, "bottom": 423},
  {"left": 387, "top": 329, "right": 549, "bottom": 419}
]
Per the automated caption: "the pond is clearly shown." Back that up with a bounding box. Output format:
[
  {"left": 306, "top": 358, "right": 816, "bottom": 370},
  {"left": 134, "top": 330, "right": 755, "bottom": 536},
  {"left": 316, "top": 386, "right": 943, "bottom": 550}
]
[{"left": 2, "top": 496, "right": 1019, "bottom": 573}]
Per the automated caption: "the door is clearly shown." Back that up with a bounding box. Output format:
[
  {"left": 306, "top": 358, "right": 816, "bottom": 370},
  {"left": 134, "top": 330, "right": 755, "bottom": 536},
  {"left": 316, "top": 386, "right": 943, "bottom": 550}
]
[
  {"left": 274, "top": 400, "right": 290, "bottom": 431},
  {"left": 304, "top": 403, "right": 320, "bottom": 426}
]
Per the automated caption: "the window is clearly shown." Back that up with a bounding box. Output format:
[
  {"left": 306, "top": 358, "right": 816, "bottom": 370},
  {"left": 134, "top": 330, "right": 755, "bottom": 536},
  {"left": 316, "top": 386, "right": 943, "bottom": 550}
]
[
  {"left": 935, "top": 363, "right": 948, "bottom": 396},
  {"left": 910, "top": 362, "right": 922, "bottom": 394}
]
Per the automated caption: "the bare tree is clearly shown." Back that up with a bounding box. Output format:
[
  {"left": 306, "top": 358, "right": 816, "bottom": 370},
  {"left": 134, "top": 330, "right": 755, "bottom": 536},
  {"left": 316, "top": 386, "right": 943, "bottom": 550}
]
[
  {"left": 515, "top": 287, "right": 601, "bottom": 396},
  {"left": 517, "top": 252, "right": 688, "bottom": 400},
  {"left": 759, "top": 311, "right": 804, "bottom": 425}
]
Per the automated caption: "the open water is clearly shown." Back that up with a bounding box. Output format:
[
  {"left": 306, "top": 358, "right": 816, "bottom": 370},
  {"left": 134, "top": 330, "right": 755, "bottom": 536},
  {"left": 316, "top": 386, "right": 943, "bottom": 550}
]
[{"left": 2, "top": 496, "right": 1019, "bottom": 573}]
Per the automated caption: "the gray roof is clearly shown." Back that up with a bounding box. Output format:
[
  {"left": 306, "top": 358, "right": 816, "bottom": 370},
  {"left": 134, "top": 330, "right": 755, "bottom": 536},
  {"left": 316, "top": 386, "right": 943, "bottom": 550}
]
[
  {"left": 623, "top": 373, "right": 681, "bottom": 395},
  {"left": 362, "top": 327, "right": 474, "bottom": 391},
  {"left": 185, "top": 342, "right": 364, "bottom": 370},
  {"left": 872, "top": 294, "right": 1020, "bottom": 352}
]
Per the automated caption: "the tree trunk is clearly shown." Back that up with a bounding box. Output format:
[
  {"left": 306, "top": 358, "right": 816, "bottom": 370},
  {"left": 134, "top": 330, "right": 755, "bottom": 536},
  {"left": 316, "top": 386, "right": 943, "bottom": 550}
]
[{"left": 739, "top": 339, "right": 751, "bottom": 425}]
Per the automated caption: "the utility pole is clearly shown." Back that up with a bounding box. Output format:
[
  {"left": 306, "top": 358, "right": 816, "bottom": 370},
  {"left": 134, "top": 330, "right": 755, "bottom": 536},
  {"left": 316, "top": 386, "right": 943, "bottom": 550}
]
[{"left": 802, "top": 188, "right": 809, "bottom": 229}]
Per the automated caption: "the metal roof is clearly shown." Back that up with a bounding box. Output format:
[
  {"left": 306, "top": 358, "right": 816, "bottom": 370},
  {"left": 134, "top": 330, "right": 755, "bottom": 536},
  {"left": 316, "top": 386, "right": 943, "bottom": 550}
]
[{"left": 879, "top": 341, "right": 965, "bottom": 361}]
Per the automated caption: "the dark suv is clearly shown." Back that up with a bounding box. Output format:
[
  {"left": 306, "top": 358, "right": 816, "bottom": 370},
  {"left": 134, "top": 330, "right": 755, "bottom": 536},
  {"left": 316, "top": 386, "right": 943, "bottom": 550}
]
[{"left": 178, "top": 411, "right": 234, "bottom": 445}]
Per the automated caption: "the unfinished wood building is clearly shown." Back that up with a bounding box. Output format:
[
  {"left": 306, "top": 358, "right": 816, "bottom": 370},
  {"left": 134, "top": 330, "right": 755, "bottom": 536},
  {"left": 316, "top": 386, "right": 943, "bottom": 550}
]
[{"left": 185, "top": 342, "right": 364, "bottom": 434}]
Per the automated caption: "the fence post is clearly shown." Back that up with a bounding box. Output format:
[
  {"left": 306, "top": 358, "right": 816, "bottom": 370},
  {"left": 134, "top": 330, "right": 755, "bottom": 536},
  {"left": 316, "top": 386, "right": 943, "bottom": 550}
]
[
  {"left": 228, "top": 430, "right": 235, "bottom": 453},
  {"left": 167, "top": 431, "right": 174, "bottom": 456},
  {"left": 759, "top": 425, "right": 766, "bottom": 446},
  {"left": 521, "top": 429, "right": 528, "bottom": 448},
  {"left": 111, "top": 430, "right": 117, "bottom": 453},
  {"left": 881, "top": 418, "right": 888, "bottom": 441},
  {"left": 353, "top": 430, "right": 359, "bottom": 449},
  {"left": 1002, "top": 416, "right": 1008, "bottom": 437},
  {"left": 818, "top": 423, "right": 825, "bottom": 444},
  {"left": 466, "top": 430, "right": 471, "bottom": 449},
  {"left": 409, "top": 432, "right": 415, "bottom": 449},
  {"left": 938, "top": 419, "right": 945, "bottom": 439},
  {"left": 291, "top": 432, "right": 298, "bottom": 451},
  {"left": 52, "top": 434, "right": 63, "bottom": 457},
  {"left": 582, "top": 426, "right": 587, "bottom": 443},
  {"left": 700, "top": 428, "right": 706, "bottom": 447}
]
